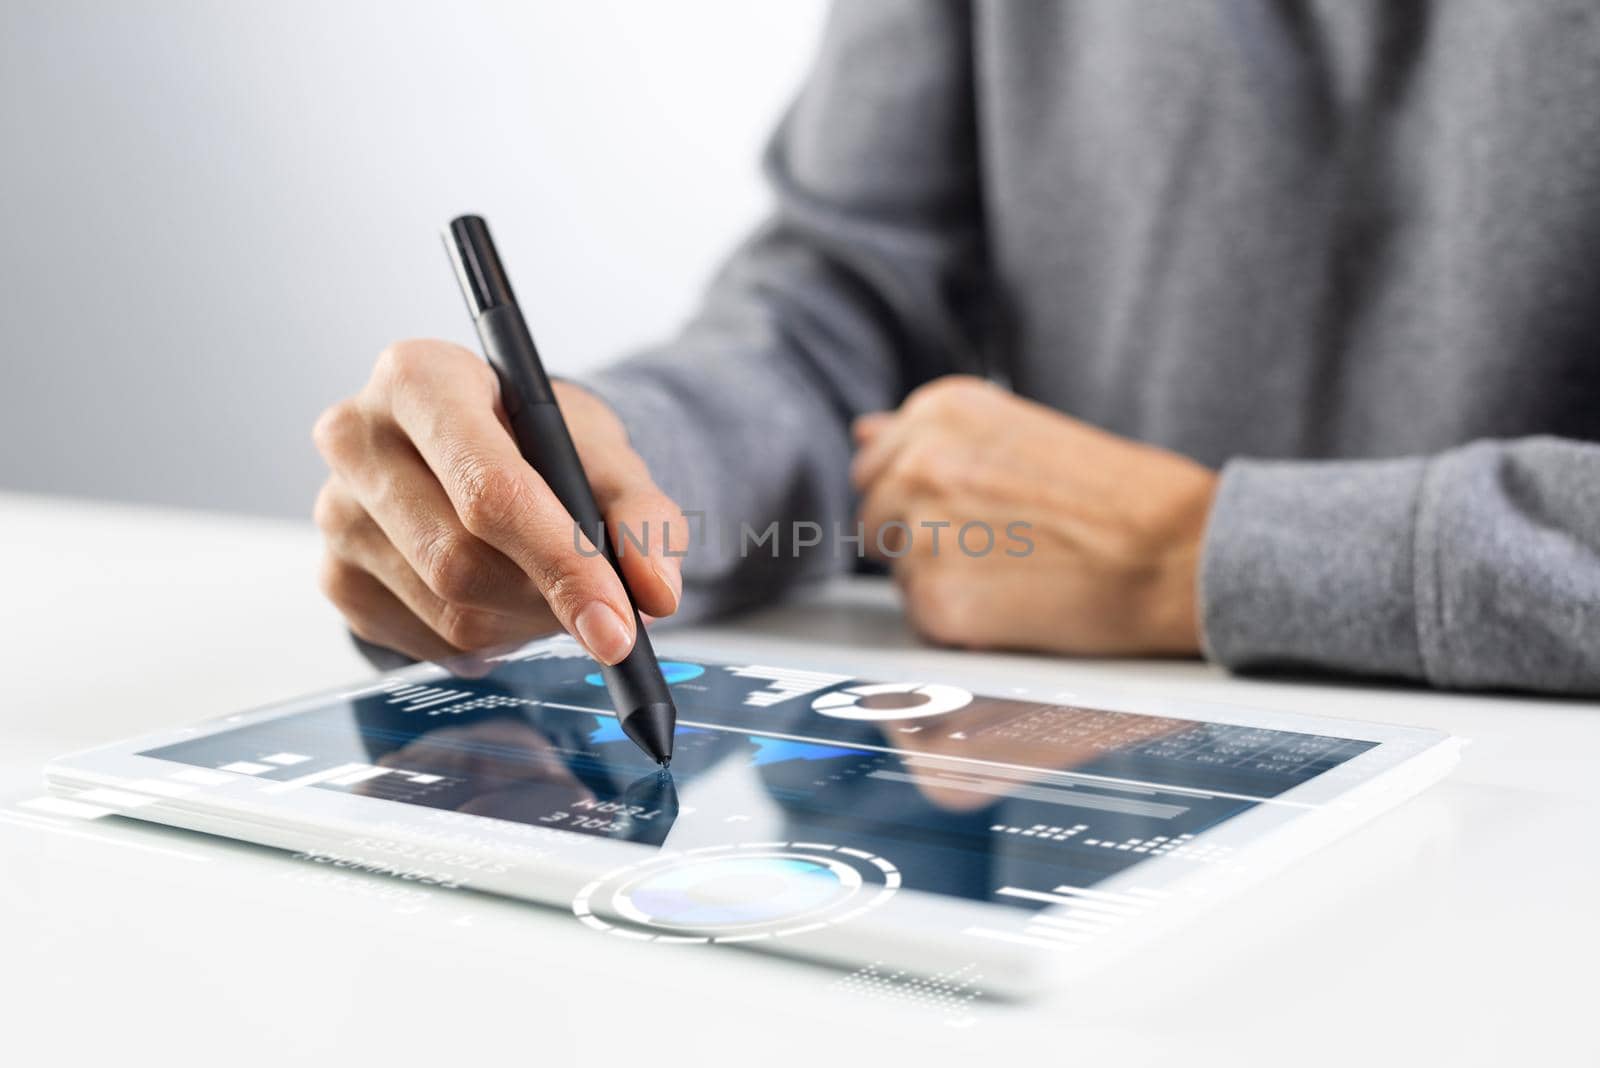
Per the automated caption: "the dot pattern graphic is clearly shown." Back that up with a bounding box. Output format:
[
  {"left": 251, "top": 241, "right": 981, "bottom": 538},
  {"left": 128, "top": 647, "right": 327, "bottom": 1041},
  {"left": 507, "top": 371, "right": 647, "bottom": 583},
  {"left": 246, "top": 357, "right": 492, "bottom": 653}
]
[{"left": 835, "top": 961, "right": 987, "bottom": 1028}]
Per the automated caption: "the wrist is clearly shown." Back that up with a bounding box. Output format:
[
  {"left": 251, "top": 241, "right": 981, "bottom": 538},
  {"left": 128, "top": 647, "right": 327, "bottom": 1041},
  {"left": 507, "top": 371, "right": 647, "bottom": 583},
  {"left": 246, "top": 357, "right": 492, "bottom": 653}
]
[{"left": 1137, "top": 469, "right": 1217, "bottom": 655}]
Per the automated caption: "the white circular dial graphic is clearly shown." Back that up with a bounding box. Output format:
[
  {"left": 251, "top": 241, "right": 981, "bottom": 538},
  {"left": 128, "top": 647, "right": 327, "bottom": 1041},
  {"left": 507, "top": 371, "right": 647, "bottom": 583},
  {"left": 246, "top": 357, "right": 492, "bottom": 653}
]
[
  {"left": 811, "top": 682, "right": 974, "bottom": 721},
  {"left": 572, "top": 842, "right": 900, "bottom": 944}
]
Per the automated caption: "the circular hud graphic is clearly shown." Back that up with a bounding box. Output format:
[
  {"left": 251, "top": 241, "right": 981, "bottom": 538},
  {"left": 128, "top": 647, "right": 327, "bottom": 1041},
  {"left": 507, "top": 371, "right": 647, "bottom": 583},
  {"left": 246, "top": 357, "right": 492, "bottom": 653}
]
[
  {"left": 811, "top": 682, "right": 974, "bottom": 721},
  {"left": 572, "top": 843, "right": 900, "bottom": 944}
]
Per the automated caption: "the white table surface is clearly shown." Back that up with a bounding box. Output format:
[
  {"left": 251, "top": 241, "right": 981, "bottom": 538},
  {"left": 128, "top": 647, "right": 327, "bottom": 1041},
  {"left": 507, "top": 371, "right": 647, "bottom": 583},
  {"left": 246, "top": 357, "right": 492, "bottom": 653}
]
[{"left": 2, "top": 491, "right": 1596, "bottom": 1066}]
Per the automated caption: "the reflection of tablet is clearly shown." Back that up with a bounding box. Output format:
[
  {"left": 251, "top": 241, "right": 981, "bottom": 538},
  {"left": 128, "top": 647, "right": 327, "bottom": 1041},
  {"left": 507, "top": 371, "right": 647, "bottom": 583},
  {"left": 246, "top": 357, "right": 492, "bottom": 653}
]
[{"left": 45, "top": 636, "right": 1458, "bottom": 992}]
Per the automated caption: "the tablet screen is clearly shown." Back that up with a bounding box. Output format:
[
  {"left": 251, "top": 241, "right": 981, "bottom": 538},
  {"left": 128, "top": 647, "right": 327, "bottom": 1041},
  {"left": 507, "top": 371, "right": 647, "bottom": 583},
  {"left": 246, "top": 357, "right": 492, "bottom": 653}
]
[{"left": 138, "top": 639, "right": 1376, "bottom": 947}]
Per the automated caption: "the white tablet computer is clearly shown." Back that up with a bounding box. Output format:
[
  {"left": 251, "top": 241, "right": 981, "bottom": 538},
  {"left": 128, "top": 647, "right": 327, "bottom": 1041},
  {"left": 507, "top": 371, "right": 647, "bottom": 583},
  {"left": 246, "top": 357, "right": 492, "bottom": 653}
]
[{"left": 45, "top": 636, "right": 1458, "bottom": 993}]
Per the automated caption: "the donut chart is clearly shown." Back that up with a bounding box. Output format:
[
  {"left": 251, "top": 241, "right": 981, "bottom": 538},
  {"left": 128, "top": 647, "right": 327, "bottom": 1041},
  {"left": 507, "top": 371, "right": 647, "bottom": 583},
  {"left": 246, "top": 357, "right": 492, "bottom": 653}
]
[
  {"left": 572, "top": 842, "right": 900, "bottom": 944},
  {"left": 811, "top": 682, "right": 973, "bottom": 721},
  {"left": 585, "top": 661, "right": 706, "bottom": 687}
]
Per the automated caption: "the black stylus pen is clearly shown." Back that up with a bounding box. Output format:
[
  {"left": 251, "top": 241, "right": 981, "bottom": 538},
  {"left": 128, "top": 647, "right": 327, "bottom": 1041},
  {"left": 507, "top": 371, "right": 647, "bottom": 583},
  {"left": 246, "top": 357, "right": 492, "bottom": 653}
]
[{"left": 444, "top": 215, "right": 677, "bottom": 766}]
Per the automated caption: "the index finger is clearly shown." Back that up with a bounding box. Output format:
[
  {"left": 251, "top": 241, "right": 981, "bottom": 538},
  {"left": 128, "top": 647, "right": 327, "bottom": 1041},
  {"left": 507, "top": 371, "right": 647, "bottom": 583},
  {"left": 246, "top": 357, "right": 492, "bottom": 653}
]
[{"left": 375, "top": 345, "right": 638, "bottom": 664}]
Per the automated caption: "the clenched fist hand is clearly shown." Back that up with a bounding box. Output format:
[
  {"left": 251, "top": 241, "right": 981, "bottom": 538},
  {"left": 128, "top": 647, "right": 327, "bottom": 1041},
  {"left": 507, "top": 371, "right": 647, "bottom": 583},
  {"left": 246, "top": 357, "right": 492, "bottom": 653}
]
[{"left": 852, "top": 376, "right": 1217, "bottom": 656}]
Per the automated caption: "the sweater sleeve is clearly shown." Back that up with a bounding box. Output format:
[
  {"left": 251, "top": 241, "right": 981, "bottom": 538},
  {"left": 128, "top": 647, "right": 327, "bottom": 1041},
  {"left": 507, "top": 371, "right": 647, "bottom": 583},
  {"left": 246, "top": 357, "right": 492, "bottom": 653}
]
[
  {"left": 577, "top": 0, "right": 986, "bottom": 621},
  {"left": 1200, "top": 436, "right": 1600, "bottom": 694}
]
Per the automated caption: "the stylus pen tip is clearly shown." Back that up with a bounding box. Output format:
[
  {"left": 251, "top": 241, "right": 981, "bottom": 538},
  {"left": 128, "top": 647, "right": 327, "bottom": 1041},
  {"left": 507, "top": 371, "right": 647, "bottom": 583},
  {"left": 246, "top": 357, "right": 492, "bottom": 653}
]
[{"left": 658, "top": 756, "right": 671, "bottom": 768}]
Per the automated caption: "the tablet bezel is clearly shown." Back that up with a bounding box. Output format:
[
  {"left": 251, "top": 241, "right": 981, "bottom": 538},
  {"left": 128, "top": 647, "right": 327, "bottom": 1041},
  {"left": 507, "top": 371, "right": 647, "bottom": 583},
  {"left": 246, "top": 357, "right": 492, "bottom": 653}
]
[{"left": 44, "top": 636, "right": 1460, "bottom": 992}]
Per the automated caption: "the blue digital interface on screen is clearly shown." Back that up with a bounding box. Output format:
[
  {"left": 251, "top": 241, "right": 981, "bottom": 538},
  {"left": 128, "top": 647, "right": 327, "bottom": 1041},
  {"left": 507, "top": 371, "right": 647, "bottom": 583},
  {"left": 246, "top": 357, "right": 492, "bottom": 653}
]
[{"left": 141, "top": 641, "right": 1376, "bottom": 932}]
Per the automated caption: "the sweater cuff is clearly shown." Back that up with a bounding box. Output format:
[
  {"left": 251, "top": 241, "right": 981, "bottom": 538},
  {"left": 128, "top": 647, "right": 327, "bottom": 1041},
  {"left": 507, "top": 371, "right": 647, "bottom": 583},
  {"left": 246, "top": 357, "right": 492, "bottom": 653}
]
[{"left": 1199, "top": 455, "right": 1428, "bottom": 680}]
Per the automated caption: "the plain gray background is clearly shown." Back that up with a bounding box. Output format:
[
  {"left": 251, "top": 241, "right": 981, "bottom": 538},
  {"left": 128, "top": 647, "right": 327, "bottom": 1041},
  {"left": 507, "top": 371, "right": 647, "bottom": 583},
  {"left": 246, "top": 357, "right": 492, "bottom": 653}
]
[{"left": 0, "top": 0, "right": 824, "bottom": 517}]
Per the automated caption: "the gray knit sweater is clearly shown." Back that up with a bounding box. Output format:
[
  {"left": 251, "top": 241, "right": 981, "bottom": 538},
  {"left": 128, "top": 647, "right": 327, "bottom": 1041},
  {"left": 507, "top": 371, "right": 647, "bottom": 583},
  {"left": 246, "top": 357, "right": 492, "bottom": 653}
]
[{"left": 583, "top": 0, "right": 1600, "bottom": 694}]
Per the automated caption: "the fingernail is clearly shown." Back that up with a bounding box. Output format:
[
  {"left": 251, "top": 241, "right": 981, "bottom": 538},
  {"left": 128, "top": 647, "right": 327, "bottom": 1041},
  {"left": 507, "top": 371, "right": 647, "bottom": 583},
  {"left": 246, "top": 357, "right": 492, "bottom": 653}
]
[
  {"left": 575, "top": 602, "right": 634, "bottom": 665},
  {"left": 653, "top": 556, "right": 683, "bottom": 611}
]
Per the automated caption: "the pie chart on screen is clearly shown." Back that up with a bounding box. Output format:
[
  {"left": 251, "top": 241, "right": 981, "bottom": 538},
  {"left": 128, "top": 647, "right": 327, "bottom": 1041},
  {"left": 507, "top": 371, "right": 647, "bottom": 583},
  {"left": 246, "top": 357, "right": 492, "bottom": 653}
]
[{"left": 811, "top": 682, "right": 973, "bottom": 721}]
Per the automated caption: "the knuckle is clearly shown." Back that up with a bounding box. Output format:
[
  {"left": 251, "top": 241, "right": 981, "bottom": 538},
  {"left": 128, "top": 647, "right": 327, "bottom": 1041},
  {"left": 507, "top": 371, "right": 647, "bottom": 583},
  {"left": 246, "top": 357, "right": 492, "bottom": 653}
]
[
  {"left": 419, "top": 530, "right": 486, "bottom": 605},
  {"left": 455, "top": 460, "right": 532, "bottom": 541},
  {"left": 897, "top": 441, "right": 945, "bottom": 491},
  {"left": 313, "top": 485, "right": 376, "bottom": 558},
  {"left": 376, "top": 339, "right": 490, "bottom": 395},
  {"left": 317, "top": 556, "right": 363, "bottom": 610},
  {"left": 434, "top": 603, "right": 504, "bottom": 651},
  {"left": 374, "top": 341, "right": 426, "bottom": 391},
  {"left": 905, "top": 375, "right": 984, "bottom": 420},
  {"left": 311, "top": 481, "right": 342, "bottom": 535},
  {"left": 311, "top": 399, "right": 364, "bottom": 462},
  {"left": 529, "top": 557, "right": 592, "bottom": 621}
]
